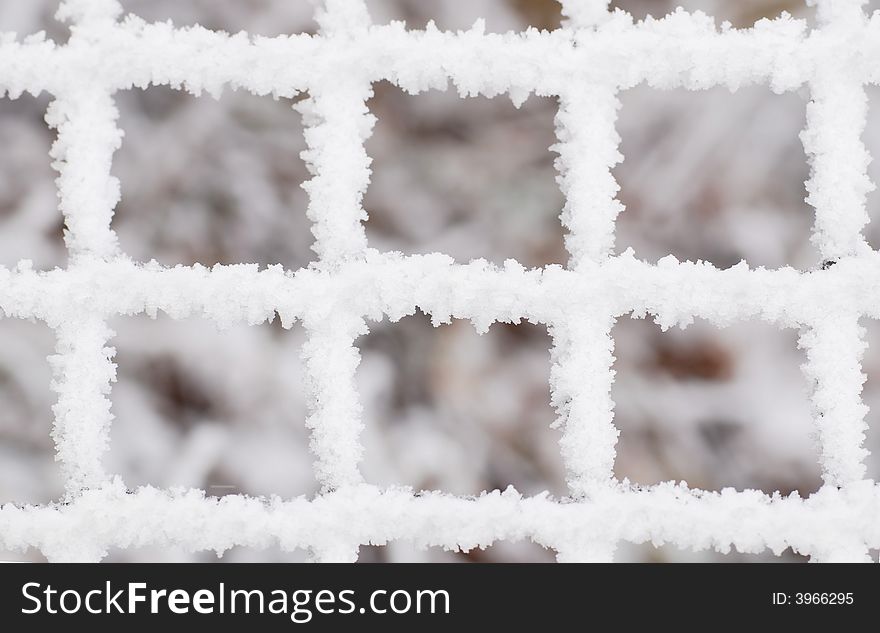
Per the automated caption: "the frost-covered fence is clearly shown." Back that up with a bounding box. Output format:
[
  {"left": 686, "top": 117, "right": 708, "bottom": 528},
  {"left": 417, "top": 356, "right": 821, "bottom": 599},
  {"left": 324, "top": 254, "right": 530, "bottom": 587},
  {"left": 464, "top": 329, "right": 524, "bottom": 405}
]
[{"left": 1, "top": 0, "right": 879, "bottom": 562}]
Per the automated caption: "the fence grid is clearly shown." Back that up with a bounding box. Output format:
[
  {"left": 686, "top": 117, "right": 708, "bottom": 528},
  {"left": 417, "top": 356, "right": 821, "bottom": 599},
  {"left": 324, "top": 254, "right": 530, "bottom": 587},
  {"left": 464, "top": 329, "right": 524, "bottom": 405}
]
[{"left": 0, "top": 0, "right": 879, "bottom": 562}]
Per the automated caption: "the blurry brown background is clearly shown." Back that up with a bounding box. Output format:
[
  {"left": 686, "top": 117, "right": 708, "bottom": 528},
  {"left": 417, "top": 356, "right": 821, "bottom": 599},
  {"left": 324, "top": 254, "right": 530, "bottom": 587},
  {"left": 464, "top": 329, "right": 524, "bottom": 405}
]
[{"left": 1, "top": 0, "right": 879, "bottom": 562}]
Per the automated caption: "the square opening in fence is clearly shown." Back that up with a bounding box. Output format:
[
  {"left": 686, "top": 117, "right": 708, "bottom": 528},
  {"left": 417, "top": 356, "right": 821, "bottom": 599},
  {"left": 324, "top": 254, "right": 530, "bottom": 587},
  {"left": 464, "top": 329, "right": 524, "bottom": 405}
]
[
  {"left": 113, "top": 85, "right": 313, "bottom": 269},
  {"left": 364, "top": 81, "right": 564, "bottom": 268},
  {"left": 118, "top": 0, "right": 318, "bottom": 36},
  {"left": 107, "top": 314, "right": 317, "bottom": 500},
  {"left": 0, "top": 93, "right": 65, "bottom": 271},
  {"left": 0, "top": 318, "right": 62, "bottom": 508},
  {"left": 611, "top": 316, "right": 821, "bottom": 495},
  {"left": 615, "top": 85, "right": 815, "bottom": 270},
  {"left": 358, "top": 312, "right": 566, "bottom": 497},
  {"left": 610, "top": 0, "right": 815, "bottom": 27},
  {"left": 365, "top": 0, "right": 561, "bottom": 32}
]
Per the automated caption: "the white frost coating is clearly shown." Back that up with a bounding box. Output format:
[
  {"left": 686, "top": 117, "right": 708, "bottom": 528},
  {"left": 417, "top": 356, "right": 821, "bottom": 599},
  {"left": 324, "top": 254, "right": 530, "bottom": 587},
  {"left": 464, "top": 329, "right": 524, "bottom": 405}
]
[
  {"left": 299, "top": 0, "right": 373, "bottom": 266},
  {"left": 803, "top": 80, "right": 872, "bottom": 260},
  {"left": 49, "top": 317, "right": 116, "bottom": 495},
  {"left": 554, "top": 85, "right": 623, "bottom": 267},
  {"left": 550, "top": 312, "right": 618, "bottom": 498},
  {"left": 801, "top": 1, "right": 872, "bottom": 261},
  {"left": 297, "top": 85, "right": 374, "bottom": 265},
  {"left": 301, "top": 313, "right": 368, "bottom": 492},
  {"left": 47, "top": 91, "right": 123, "bottom": 260},
  {"left": 1, "top": 482, "right": 879, "bottom": 563},
  {"left": 0, "top": 0, "right": 878, "bottom": 562},
  {"left": 549, "top": 55, "right": 621, "bottom": 508},
  {"left": 799, "top": 316, "right": 869, "bottom": 486}
]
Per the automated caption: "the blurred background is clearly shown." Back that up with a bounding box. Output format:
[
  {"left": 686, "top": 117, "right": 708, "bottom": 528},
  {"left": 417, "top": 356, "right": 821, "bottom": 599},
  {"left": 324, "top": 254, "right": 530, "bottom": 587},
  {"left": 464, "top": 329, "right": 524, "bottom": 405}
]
[{"left": 0, "top": 0, "right": 878, "bottom": 562}]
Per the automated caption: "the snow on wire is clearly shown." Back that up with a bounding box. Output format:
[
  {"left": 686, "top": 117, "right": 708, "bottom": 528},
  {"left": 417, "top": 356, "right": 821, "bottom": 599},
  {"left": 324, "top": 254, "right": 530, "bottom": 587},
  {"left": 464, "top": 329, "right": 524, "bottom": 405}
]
[{"left": 0, "top": 0, "right": 879, "bottom": 562}]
